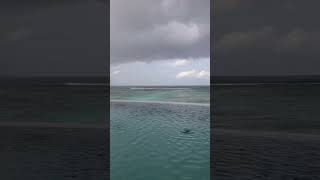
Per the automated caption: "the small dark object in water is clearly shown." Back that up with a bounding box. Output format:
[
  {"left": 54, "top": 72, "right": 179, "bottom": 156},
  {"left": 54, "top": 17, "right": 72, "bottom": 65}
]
[{"left": 181, "top": 129, "right": 192, "bottom": 134}]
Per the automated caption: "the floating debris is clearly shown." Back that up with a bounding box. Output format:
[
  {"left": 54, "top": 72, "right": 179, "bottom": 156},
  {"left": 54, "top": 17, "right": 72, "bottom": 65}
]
[{"left": 181, "top": 128, "right": 193, "bottom": 134}]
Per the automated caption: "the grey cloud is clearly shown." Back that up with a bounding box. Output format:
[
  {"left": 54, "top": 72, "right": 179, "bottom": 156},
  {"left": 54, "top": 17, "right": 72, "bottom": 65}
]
[
  {"left": 111, "top": 0, "right": 210, "bottom": 64},
  {"left": 213, "top": 0, "right": 320, "bottom": 76},
  {"left": 216, "top": 27, "right": 275, "bottom": 52},
  {"left": 216, "top": 27, "right": 320, "bottom": 54},
  {"left": 0, "top": 0, "right": 108, "bottom": 76},
  {"left": 213, "top": 0, "right": 254, "bottom": 14},
  {"left": 276, "top": 29, "right": 320, "bottom": 53}
]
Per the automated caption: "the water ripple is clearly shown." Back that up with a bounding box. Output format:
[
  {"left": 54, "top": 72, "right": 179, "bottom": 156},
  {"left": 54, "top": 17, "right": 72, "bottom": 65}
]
[{"left": 111, "top": 102, "right": 210, "bottom": 180}]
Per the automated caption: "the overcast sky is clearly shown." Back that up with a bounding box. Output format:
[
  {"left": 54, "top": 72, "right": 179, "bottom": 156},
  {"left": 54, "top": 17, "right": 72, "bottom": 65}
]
[
  {"left": 110, "top": 0, "right": 210, "bottom": 85},
  {"left": 0, "top": 0, "right": 108, "bottom": 77},
  {"left": 2, "top": 0, "right": 319, "bottom": 80},
  {"left": 213, "top": 0, "right": 320, "bottom": 76}
]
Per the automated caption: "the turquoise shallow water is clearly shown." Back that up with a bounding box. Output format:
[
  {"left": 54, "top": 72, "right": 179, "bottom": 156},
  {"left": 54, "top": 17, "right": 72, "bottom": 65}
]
[
  {"left": 111, "top": 86, "right": 210, "bottom": 180},
  {"left": 110, "top": 86, "right": 210, "bottom": 104}
]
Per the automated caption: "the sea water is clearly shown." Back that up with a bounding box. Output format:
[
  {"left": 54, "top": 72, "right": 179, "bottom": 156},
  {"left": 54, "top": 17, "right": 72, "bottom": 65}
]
[
  {"left": 0, "top": 80, "right": 107, "bottom": 125},
  {"left": 110, "top": 86, "right": 210, "bottom": 180},
  {"left": 0, "top": 78, "right": 108, "bottom": 179},
  {"left": 213, "top": 83, "right": 320, "bottom": 179}
]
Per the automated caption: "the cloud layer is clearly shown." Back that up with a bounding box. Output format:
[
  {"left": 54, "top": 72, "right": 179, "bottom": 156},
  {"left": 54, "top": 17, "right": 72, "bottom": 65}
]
[
  {"left": 111, "top": 58, "right": 210, "bottom": 85},
  {"left": 0, "top": 0, "right": 108, "bottom": 76},
  {"left": 176, "top": 70, "right": 210, "bottom": 79},
  {"left": 213, "top": 0, "right": 320, "bottom": 76},
  {"left": 111, "top": 0, "right": 210, "bottom": 64}
]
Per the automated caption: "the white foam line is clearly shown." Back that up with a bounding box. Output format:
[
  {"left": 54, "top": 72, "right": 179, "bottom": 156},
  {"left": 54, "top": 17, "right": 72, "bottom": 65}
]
[
  {"left": 129, "top": 87, "right": 191, "bottom": 90},
  {"left": 64, "top": 83, "right": 108, "bottom": 86},
  {"left": 111, "top": 99, "right": 210, "bottom": 107}
]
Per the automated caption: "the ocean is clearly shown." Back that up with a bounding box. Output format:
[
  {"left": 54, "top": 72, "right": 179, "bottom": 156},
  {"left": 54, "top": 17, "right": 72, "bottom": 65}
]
[
  {"left": 0, "top": 78, "right": 109, "bottom": 179},
  {"left": 3, "top": 79, "right": 318, "bottom": 179},
  {"left": 110, "top": 86, "right": 210, "bottom": 180},
  {"left": 213, "top": 83, "right": 320, "bottom": 179}
]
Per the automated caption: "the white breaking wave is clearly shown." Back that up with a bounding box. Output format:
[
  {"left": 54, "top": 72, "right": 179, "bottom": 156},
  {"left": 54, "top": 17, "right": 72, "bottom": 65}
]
[
  {"left": 64, "top": 83, "right": 108, "bottom": 86},
  {"left": 110, "top": 99, "right": 210, "bottom": 107},
  {"left": 129, "top": 87, "right": 191, "bottom": 90}
]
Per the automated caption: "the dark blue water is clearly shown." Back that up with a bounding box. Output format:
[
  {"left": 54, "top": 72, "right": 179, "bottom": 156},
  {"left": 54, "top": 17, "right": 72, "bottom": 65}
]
[
  {"left": 0, "top": 78, "right": 109, "bottom": 179},
  {"left": 213, "top": 83, "right": 320, "bottom": 179},
  {"left": 0, "top": 80, "right": 107, "bottom": 125}
]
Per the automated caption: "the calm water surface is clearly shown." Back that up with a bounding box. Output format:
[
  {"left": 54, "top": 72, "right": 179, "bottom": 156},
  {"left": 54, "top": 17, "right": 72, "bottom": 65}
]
[
  {"left": 111, "top": 86, "right": 210, "bottom": 180},
  {"left": 0, "top": 82, "right": 107, "bottom": 125},
  {"left": 213, "top": 83, "right": 320, "bottom": 179},
  {"left": 0, "top": 79, "right": 108, "bottom": 179}
]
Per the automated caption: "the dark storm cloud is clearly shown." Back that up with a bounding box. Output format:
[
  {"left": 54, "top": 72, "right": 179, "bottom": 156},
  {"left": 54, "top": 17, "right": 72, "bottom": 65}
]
[
  {"left": 213, "top": 0, "right": 320, "bottom": 76},
  {"left": 0, "top": 0, "right": 107, "bottom": 76},
  {"left": 111, "top": 0, "right": 210, "bottom": 64}
]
